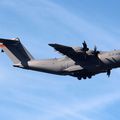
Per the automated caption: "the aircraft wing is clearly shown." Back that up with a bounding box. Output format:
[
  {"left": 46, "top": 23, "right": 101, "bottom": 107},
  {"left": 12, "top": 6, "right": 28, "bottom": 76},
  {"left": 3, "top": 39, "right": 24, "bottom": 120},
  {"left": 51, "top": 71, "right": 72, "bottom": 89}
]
[{"left": 49, "top": 43, "right": 79, "bottom": 61}]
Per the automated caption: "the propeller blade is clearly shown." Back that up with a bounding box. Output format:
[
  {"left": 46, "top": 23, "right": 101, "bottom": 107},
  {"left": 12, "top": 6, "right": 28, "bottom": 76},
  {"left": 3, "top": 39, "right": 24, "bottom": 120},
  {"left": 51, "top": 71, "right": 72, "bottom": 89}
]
[
  {"left": 82, "top": 41, "right": 89, "bottom": 51},
  {"left": 93, "top": 45, "right": 100, "bottom": 57},
  {"left": 83, "top": 41, "right": 87, "bottom": 48},
  {"left": 94, "top": 46, "right": 97, "bottom": 52},
  {"left": 107, "top": 70, "right": 111, "bottom": 77}
]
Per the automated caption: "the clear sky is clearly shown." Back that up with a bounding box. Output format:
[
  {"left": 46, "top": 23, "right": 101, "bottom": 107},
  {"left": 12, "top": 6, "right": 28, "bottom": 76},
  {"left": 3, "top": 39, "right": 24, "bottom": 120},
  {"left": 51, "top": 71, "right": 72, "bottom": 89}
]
[{"left": 0, "top": 0, "right": 120, "bottom": 120}]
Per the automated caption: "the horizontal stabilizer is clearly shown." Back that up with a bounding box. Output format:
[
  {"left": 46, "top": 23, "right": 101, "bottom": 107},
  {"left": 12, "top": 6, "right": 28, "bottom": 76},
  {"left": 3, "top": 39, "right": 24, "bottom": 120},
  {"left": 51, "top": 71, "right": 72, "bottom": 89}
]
[{"left": 0, "top": 38, "right": 19, "bottom": 44}]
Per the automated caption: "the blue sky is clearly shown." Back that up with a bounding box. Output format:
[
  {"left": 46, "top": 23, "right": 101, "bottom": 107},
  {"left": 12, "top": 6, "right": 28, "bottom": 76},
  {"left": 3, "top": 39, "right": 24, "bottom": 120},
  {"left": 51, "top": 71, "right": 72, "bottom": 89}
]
[{"left": 0, "top": 0, "right": 120, "bottom": 120}]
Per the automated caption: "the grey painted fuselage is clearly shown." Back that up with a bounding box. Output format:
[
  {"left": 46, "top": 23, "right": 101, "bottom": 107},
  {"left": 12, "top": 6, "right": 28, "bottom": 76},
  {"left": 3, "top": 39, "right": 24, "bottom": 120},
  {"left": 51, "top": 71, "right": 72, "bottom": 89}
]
[
  {"left": 1, "top": 38, "right": 120, "bottom": 80},
  {"left": 21, "top": 50, "right": 120, "bottom": 79}
]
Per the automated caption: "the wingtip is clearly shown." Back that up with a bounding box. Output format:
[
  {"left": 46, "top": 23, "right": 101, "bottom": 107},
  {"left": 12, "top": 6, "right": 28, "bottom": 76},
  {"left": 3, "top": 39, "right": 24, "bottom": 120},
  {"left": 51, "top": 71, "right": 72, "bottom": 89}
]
[
  {"left": 48, "top": 43, "right": 52, "bottom": 46},
  {"left": 48, "top": 43, "right": 56, "bottom": 47}
]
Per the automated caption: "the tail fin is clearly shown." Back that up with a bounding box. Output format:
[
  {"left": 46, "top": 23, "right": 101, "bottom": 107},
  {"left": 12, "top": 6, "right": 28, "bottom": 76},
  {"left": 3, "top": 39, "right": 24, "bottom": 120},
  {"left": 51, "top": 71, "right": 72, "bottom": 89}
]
[{"left": 0, "top": 38, "right": 34, "bottom": 67}]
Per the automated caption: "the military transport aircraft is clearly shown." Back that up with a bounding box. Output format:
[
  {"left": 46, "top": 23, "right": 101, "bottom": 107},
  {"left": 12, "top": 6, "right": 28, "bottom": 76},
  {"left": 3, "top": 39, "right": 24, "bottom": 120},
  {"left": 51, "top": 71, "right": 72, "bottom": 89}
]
[{"left": 0, "top": 38, "right": 120, "bottom": 80}]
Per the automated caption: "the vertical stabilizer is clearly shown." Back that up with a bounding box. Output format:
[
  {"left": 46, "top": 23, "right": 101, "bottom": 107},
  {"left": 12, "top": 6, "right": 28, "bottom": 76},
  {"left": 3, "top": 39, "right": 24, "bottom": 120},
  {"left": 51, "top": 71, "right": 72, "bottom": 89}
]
[{"left": 0, "top": 38, "right": 34, "bottom": 67}]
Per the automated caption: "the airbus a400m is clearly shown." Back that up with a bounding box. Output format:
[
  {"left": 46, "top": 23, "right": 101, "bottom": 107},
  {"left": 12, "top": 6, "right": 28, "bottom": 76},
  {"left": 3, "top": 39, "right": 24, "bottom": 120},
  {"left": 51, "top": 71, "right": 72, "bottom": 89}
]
[{"left": 0, "top": 38, "right": 119, "bottom": 80}]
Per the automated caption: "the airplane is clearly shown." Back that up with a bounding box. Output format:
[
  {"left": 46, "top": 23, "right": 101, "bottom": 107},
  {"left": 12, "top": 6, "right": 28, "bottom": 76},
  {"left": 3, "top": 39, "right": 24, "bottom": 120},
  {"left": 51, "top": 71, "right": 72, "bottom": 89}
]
[{"left": 0, "top": 38, "right": 120, "bottom": 80}]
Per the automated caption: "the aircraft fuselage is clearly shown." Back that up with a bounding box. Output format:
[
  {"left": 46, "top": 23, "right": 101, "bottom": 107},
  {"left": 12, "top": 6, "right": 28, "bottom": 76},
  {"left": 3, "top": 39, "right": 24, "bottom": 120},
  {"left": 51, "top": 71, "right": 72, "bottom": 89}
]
[
  {"left": 1, "top": 38, "right": 120, "bottom": 80},
  {"left": 19, "top": 50, "right": 120, "bottom": 79}
]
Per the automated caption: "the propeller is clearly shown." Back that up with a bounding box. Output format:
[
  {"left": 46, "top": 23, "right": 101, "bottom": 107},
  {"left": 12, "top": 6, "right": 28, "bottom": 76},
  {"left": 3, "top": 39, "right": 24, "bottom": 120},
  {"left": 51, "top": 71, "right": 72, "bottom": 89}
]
[
  {"left": 92, "top": 45, "right": 100, "bottom": 57},
  {"left": 107, "top": 69, "right": 111, "bottom": 77},
  {"left": 82, "top": 41, "right": 89, "bottom": 52},
  {"left": 94, "top": 46, "right": 97, "bottom": 52}
]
